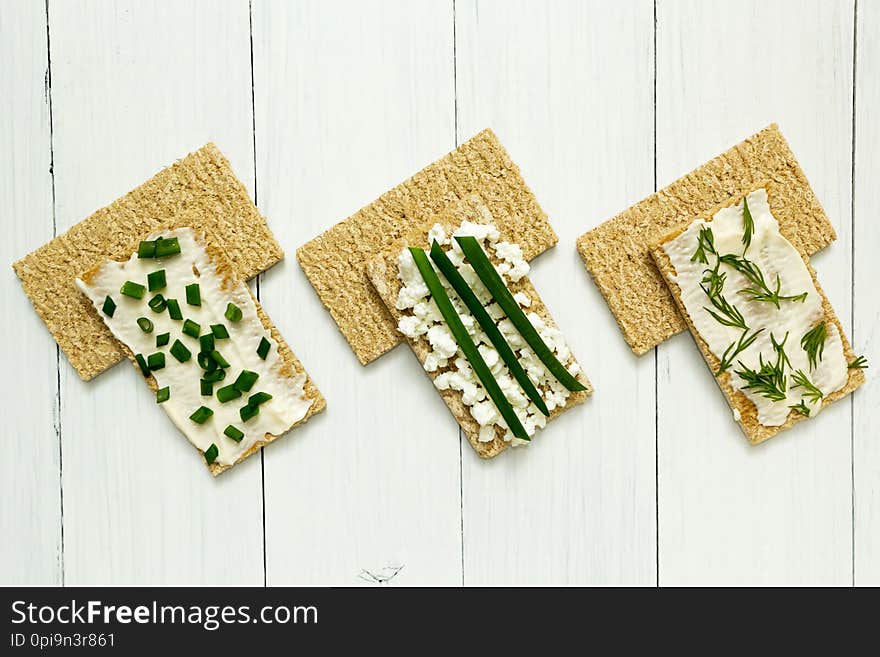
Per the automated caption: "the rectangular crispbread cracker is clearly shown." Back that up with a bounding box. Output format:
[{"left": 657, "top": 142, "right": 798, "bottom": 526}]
[
  {"left": 650, "top": 185, "right": 864, "bottom": 444},
  {"left": 366, "top": 194, "right": 591, "bottom": 458},
  {"left": 577, "top": 124, "right": 836, "bottom": 355},
  {"left": 297, "top": 129, "right": 558, "bottom": 366},
  {"left": 79, "top": 228, "right": 325, "bottom": 476},
  {"left": 13, "top": 143, "right": 283, "bottom": 381}
]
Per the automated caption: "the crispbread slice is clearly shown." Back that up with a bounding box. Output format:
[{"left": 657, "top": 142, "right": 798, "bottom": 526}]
[
  {"left": 297, "top": 129, "right": 558, "bottom": 366},
  {"left": 13, "top": 143, "right": 283, "bottom": 381},
  {"left": 577, "top": 124, "right": 836, "bottom": 355},
  {"left": 366, "top": 194, "right": 591, "bottom": 458},
  {"left": 650, "top": 185, "right": 863, "bottom": 444},
  {"left": 78, "top": 228, "right": 325, "bottom": 476}
]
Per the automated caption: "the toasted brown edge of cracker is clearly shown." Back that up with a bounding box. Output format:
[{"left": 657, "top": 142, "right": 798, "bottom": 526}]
[{"left": 649, "top": 183, "right": 864, "bottom": 444}]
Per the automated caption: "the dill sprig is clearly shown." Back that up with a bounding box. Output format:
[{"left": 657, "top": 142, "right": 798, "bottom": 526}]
[
  {"left": 848, "top": 355, "right": 868, "bottom": 370},
  {"left": 789, "top": 400, "right": 811, "bottom": 417},
  {"left": 791, "top": 369, "right": 823, "bottom": 404},
  {"left": 691, "top": 226, "right": 716, "bottom": 264},
  {"left": 719, "top": 253, "right": 808, "bottom": 308},
  {"left": 741, "top": 196, "right": 755, "bottom": 252},
  {"left": 717, "top": 328, "right": 764, "bottom": 375},
  {"left": 700, "top": 263, "right": 749, "bottom": 330},
  {"left": 735, "top": 333, "right": 790, "bottom": 402},
  {"left": 771, "top": 331, "right": 792, "bottom": 370},
  {"left": 800, "top": 322, "right": 826, "bottom": 370}
]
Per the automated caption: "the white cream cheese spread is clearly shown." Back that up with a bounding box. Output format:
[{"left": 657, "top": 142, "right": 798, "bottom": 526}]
[
  {"left": 662, "top": 188, "right": 847, "bottom": 426},
  {"left": 77, "top": 228, "right": 312, "bottom": 466},
  {"left": 395, "top": 221, "right": 580, "bottom": 444}
]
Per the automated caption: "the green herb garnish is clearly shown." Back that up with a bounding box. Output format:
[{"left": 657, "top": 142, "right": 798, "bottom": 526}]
[
  {"left": 199, "top": 334, "right": 215, "bottom": 353},
  {"left": 170, "top": 339, "right": 191, "bottom": 363},
  {"left": 409, "top": 245, "right": 529, "bottom": 441},
  {"left": 791, "top": 369, "right": 823, "bottom": 403},
  {"left": 224, "top": 425, "right": 244, "bottom": 443},
  {"left": 848, "top": 355, "right": 868, "bottom": 370},
  {"left": 200, "top": 379, "right": 213, "bottom": 396},
  {"left": 134, "top": 354, "right": 151, "bottom": 377},
  {"left": 203, "top": 443, "right": 218, "bottom": 464},
  {"left": 136, "top": 317, "right": 154, "bottom": 333},
  {"left": 210, "top": 350, "right": 230, "bottom": 368},
  {"left": 120, "top": 280, "right": 146, "bottom": 299},
  {"left": 147, "top": 269, "right": 166, "bottom": 291},
  {"left": 455, "top": 236, "right": 587, "bottom": 394},
  {"left": 718, "top": 254, "right": 808, "bottom": 308},
  {"left": 233, "top": 370, "right": 259, "bottom": 393},
  {"left": 166, "top": 298, "right": 183, "bottom": 320},
  {"left": 248, "top": 391, "right": 272, "bottom": 406},
  {"left": 185, "top": 283, "right": 201, "bottom": 307},
  {"left": 429, "top": 241, "right": 549, "bottom": 416},
  {"left": 789, "top": 400, "right": 811, "bottom": 417},
  {"left": 137, "top": 240, "right": 156, "bottom": 259},
  {"left": 717, "top": 328, "right": 764, "bottom": 375},
  {"left": 147, "top": 352, "right": 165, "bottom": 371},
  {"left": 148, "top": 293, "right": 167, "bottom": 313},
  {"left": 225, "top": 303, "right": 242, "bottom": 322},
  {"left": 156, "top": 332, "right": 170, "bottom": 347},
  {"left": 741, "top": 196, "right": 754, "bottom": 252},
  {"left": 156, "top": 387, "right": 170, "bottom": 404},
  {"left": 211, "top": 324, "right": 229, "bottom": 339},
  {"left": 217, "top": 385, "right": 242, "bottom": 403},
  {"left": 703, "top": 288, "right": 748, "bottom": 330},
  {"left": 239, "top": 403, "right": 259, "bottom": 423},
  {"left": 154, "top": 237, "right": 181, "bottom": 258},
  {"left": 256, "top": 336, "right": 270, "bottom": 360},
  {"left": 691, "top": 226, "right": 716, "bottom": 265},
  {"left": 203, "top": 368, "right": 226, "bottom": 383},
  {"left": 800, "top": 322, "right": 826, "bottom": 370},
  {"left": 182, "top": 319, "right": 201, "bottom": 339},
  {"left": 734, "top": 333, "right": 789, "bottom": 402},
  {"left": 102, "top": 296, "right": 116, "bottom": 317},
  {"left": 189, "top": 406, "right": 213, "bottom": 425}
]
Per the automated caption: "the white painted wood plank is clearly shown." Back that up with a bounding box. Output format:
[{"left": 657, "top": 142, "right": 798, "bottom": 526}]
[
  {"left": 456, "top": 0, "right": 657, "bottom": 585},
  {"left": 854, "top": 0, "right": 880, "bottom": 586},
  {"left": 0, "top": 0, "right": 62, "bottom": 585},
  {"left": 49, "top": 0, "right": 264, "bottom": 584},
  {"left": 253, "top": 0, "right": 461, "bottom": 585},
  {"left": 656, "top": 0, "right": 854, "bottom": 585}
]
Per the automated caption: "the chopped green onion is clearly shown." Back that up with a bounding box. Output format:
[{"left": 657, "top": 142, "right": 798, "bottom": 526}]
[
  {"left": 249, "top": 391, "right": 272, "bottom": 406},
  {"left": 211, "top": 324, "right": 230, "bottom": 339},
  {"left": 148, "top": 293, "right": 167, "bottom": 313},
  {"left": 120, "top": 280, "right": 146, "bottom": 299},
  {"left": 203, "top": 368, "right": 226, "bottom": 383},
  {"left": 200, "top": 379, "right": 213, "bottom": 396},
  {"left": 217, "top": 384, "right": 242, "bottom": 403},
  {"left": 154, "top": 236, "right": 181, "bottom": 258},
  {"left": 185, "top": 283, "right": 201, "bottom": 307},
  {"left": 189, "top": 406, "right": 213, "bottom": 424},
  {"left": 137, "top": 240, "right": 156, "bottom": 259},
  {"left": 182, "top": 319, "right": 201, "bottom": 338},
  {"left": 197, "top": 351, "right": 217, "bottom": 371},
  {"left": 455, "top": 236, "right": 587, "bottom": 393},
  {"left": 430, "top": 241, "right": 549, "bottom": 416},
  {"left": 225, "top": 303, "right": 242, "bottom": 322},
  {"left": 170, "top": 339, "right": 191, "bottom": 363},
  {"left": 257, "top": 337, "right": 271, "bottom": 360},
  {"left": 134, "top": 354, "right": 151, "bottom": 377},
  {"left": 199, "top": 333, "right": 215, "bottom": 353},
  {"left": 156, "top": 332, "right": 170, "bottom": 347},
  {"left": 204, "top": 443, "right": 218, "bottom": 464},
  {"left": 156, "top": 387, "right": 170, "bottom": 404},
  {"left": 233, "top": 370, "right": 259, "bottom": 392},
  {"left": 224, "top": 425, "right": 244, "bottom": 443},
  {"left": 211, "top": 350, "right": 230, "bottom": 368},
  {"left": 166, "top": 298, "right": 183, "bottom": 320},
  {"left": 240, "top": 403, "right": 259, "bottom": 422},
  {"left": 136, "top": 317, "right": 154, "bottom": 333},
  {"left": 147, "top": 269, "right": 166, "bottom": 291},
  {"left": 147, "top": 352, "right": 165, "bottom": 371},
  {"left": 102, "top": 296, "right": 116, "bottom": 317},
  {"left": 409, "top": 246, "right": 529, "bottom": 441}
]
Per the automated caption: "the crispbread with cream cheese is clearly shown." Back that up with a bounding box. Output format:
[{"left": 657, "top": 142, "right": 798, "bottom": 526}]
[
  {"left": 577, "top": 124, "right": 836, "bottom": 355},
  {"left": 78, "top": 227, "right": 324, "bottom": 475},
  {"left": 297, "top": 129, "right": 558, "bottom": 366},
  {"left": 650, "top": 184, "right": 863, "bottom": 444},
  {"left": 13, "top": 143, "right": 282, "bottom": 381},
  {"left": 367, "top": 194, "right": 591, "bottom": 458}
]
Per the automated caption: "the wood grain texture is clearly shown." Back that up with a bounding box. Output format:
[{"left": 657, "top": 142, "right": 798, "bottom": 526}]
[
  {"left": 49, "top": 0, "right": 264, "bottom": 584},
  {"left": 253, "top": 0, "right": 462, "bottom": 585},
  {"left": 0, "top": 0, "right": 62, "bottom": 585},
  {"left": 655, "top": 0, "right": 854, "bottom": 585},
  {"left": 854, "top": 0, "right": 880, "bottom": 587},
  {"left": 455, "top": 0, "right": 657, "bottom": 585}
]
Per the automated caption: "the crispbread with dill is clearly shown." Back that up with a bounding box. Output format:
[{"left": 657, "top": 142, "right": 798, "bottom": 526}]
[
  {"left": 650, "top": 184, "right": 863, "bottom": 445},
  {"left": 577, "top": 124, "right": 837, "bottom": 355},
  {"left": 13, "top": 143, "right": 283, "bottom": 381},
  {"left": 366, "top": 194, "right": 591, "bottom": 458},
  {"left": 297, "top": 129, "right": 558, "bottom": 366},
  {"left": 78, "top": 228, "right": 325, "bottom": 476}
]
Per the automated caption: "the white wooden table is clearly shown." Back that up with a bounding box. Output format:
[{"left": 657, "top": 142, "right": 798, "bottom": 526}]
[{"left": 1, "top": 0, "right": 877, "bottom": 586}]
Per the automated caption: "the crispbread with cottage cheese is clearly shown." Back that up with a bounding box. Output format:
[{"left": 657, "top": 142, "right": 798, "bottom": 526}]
[{"left": 367, "top": 194, "right": 591, "bottom": 458}]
